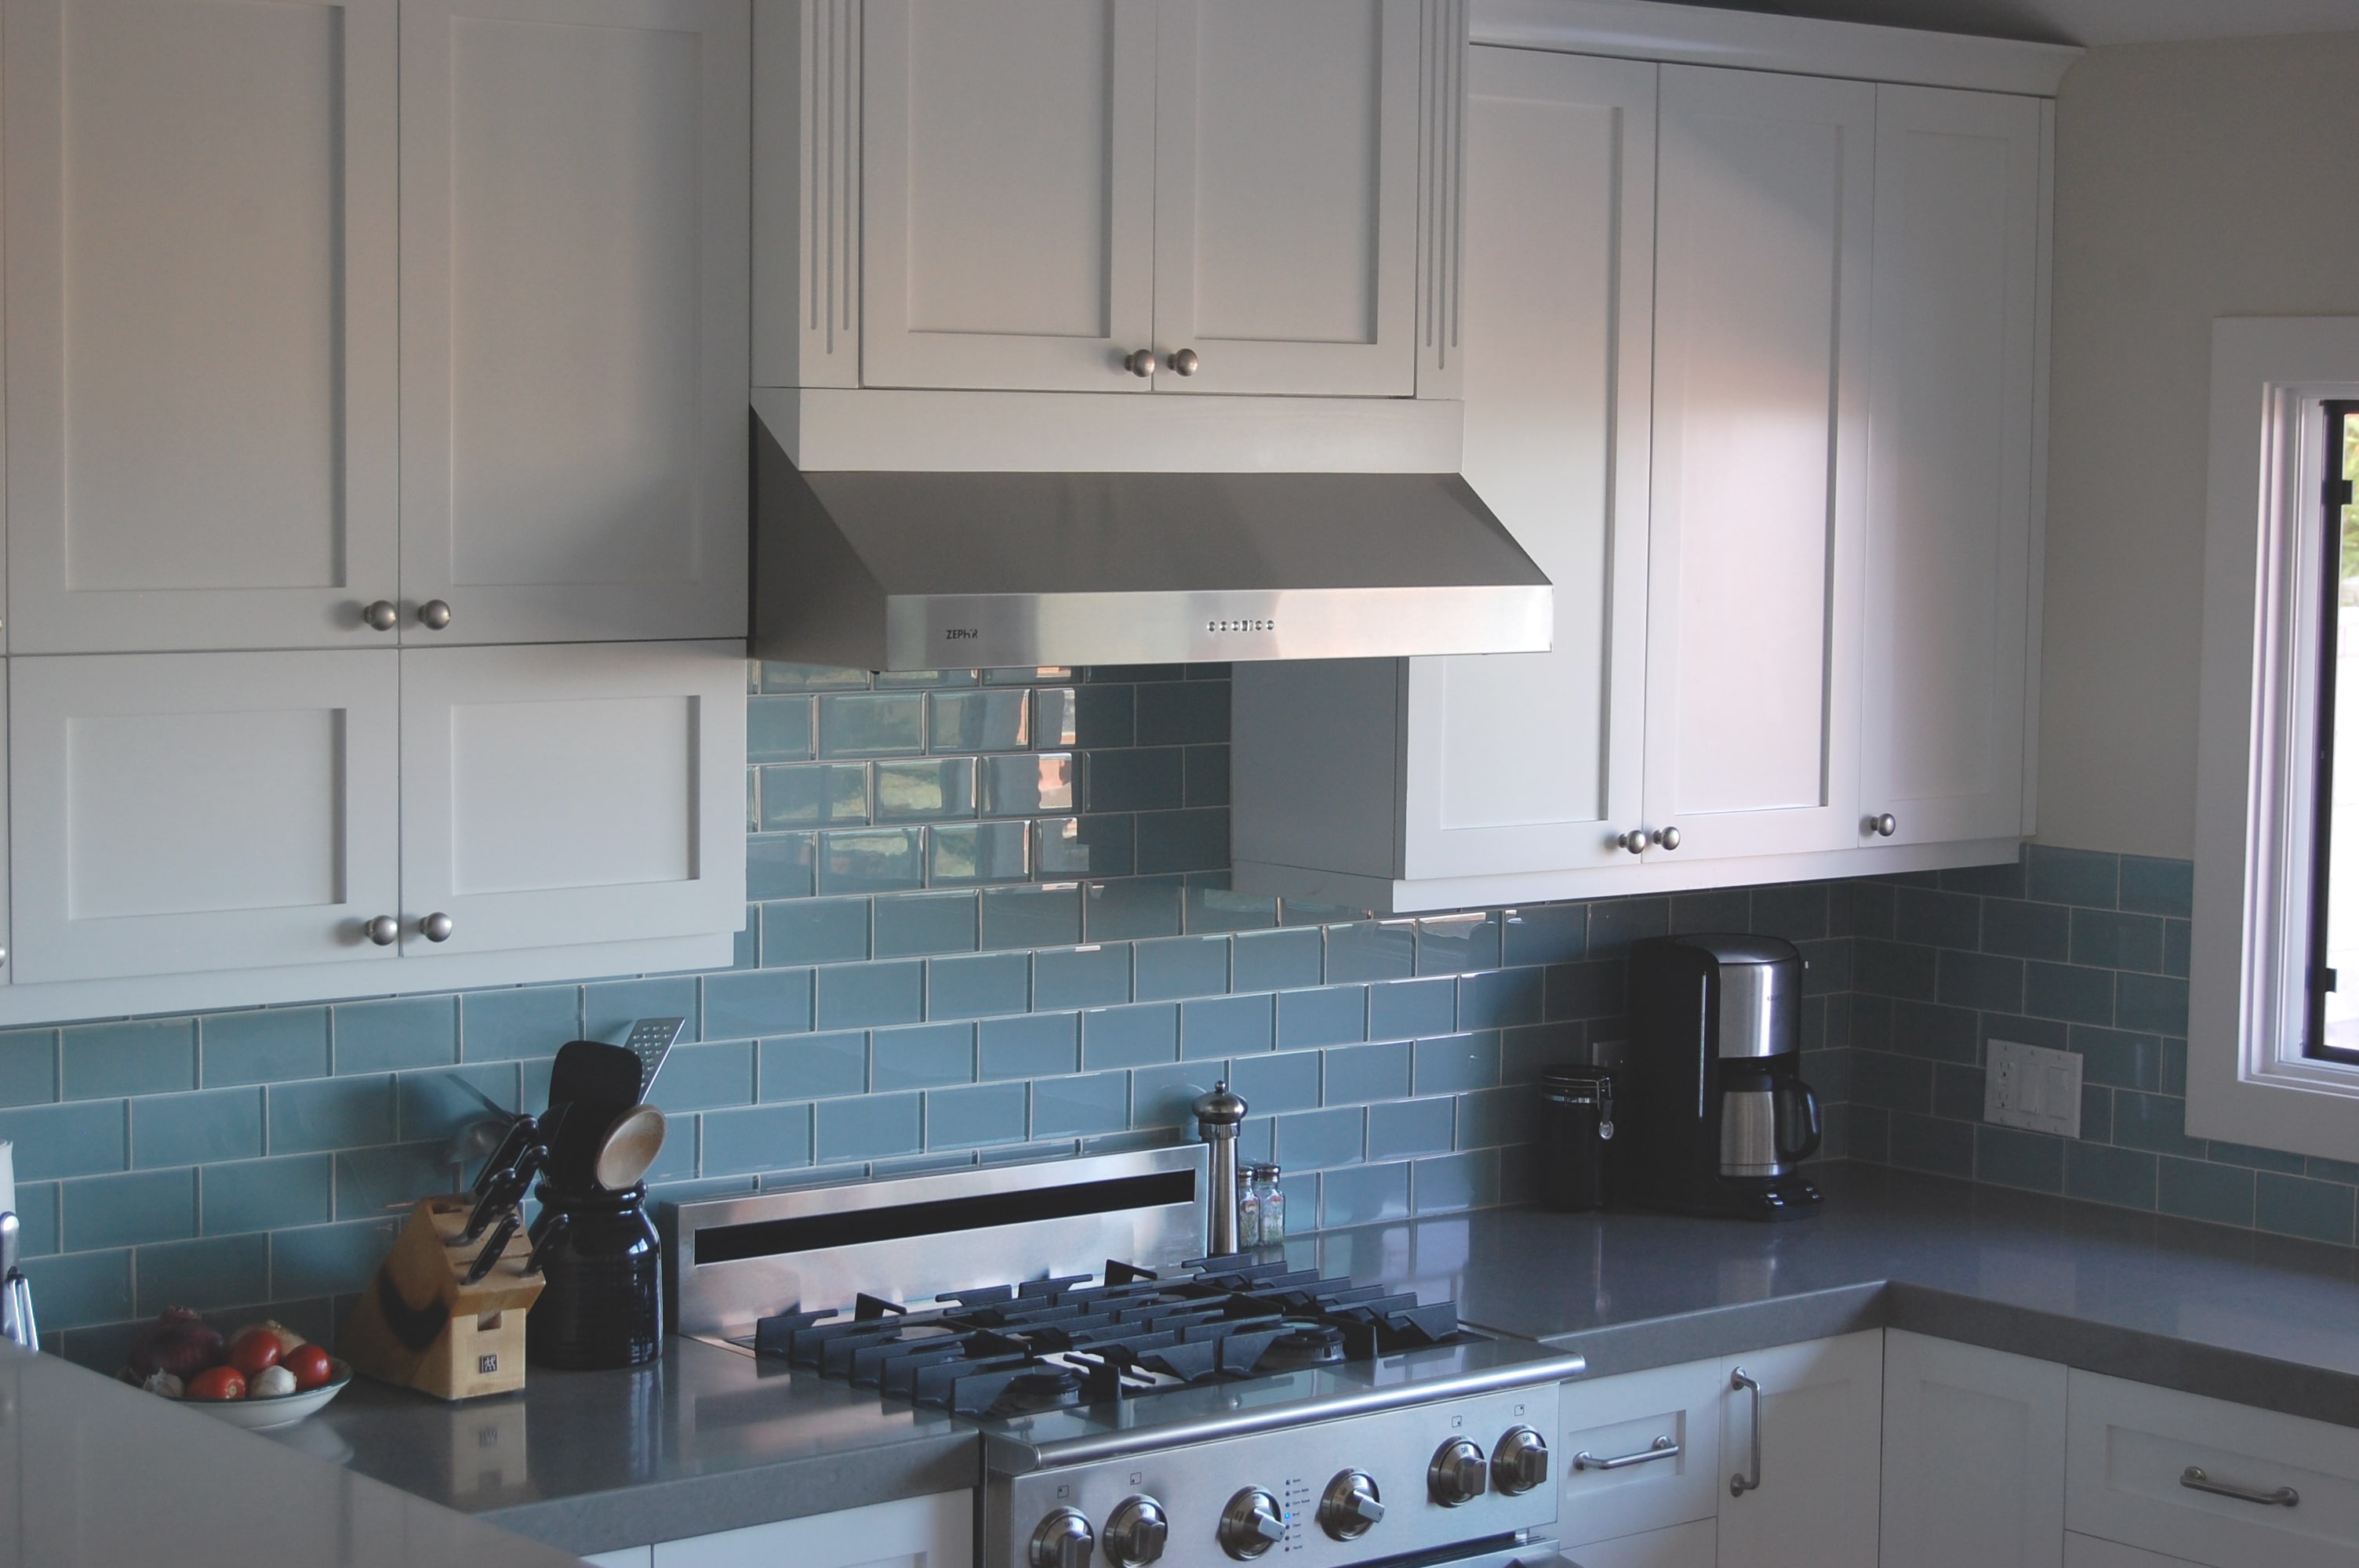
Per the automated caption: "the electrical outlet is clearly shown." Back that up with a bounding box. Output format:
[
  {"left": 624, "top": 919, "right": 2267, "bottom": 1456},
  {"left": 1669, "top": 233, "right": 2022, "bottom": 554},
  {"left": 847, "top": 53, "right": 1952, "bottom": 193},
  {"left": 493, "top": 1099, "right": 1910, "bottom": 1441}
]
[{"left": 1983, "top": 1038, "right": 2082, "bottom": 1138}]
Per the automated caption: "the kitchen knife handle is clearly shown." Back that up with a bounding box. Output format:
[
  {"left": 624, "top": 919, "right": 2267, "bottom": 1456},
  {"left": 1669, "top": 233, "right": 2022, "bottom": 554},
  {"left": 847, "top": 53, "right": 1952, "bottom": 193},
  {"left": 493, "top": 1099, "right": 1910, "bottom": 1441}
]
[{"left": 462, "top": 1211, "right": 521, "bottom": 1286}]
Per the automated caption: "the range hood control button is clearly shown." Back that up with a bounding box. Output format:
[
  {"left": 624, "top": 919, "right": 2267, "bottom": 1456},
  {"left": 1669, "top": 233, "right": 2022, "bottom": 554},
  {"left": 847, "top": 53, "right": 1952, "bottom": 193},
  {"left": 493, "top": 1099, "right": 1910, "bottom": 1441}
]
[
  {"left": 1028, "top": 1508, "right": 1093, "bottom": 1568},
  {"left": 1217, "top": 1489, "right": 1285, "bottom": 1560},
  {"left": 1103, "top": 1495, "right": 1169, "bottom": 1566}
]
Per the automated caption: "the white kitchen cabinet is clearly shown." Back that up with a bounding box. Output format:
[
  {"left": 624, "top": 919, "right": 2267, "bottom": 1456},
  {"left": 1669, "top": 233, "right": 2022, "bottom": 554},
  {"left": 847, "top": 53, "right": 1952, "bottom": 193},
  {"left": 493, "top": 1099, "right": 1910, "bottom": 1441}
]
[
  {"left": 2062, "top": 1537, "right": 2205, "bottom": 1568},
  {"left": 1641, "top": 64, "right": 1875, "bottom": 866},
  {"left": 2, "top": 0, "right": 400, "bottom": 655},
  {"left": 1717, "top": 1332, "right": 1884, "bottom": 1568},
  {"left": 400, "top": 642, "right": 746, "bottom": 956},
  {"left": 1880, "top": 1330, "right": 2064, "bottom": 1568},
  {"left": 859, "top": 0, "right": 1158, "bottom": 394},
  {"left": 1229, "top": 45, "right": 1654, "bottom": 900},
  {"left": 8, "top": 652, "right": 402, "bottom": 985},
  {"left": 1579, "top": 1519, "right": 1720, "bottom": 1568},
  {"left": 1560, "top": 1356, "right": 1723, "bottom": 1548},
  {"left": 651, "top": 1490, "right": 973, "bottom": 1568},
  {"left": 399, "top": 0, "right": 750, "bottom": 646},
  {"left": 2065, "top": 1370, "right": 2359, "bottom": 1568},
  {"left": 1857, "top": 85, "right": 2043, "bottom": 850},
  {"left": 1148, "top": 0, "right": 1421, "bottom": 397}
]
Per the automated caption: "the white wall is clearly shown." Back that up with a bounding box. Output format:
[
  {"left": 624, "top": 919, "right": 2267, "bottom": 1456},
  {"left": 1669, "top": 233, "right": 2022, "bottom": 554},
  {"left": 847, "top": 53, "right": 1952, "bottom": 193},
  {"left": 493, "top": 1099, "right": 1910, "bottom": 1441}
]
[{"left": 2039, "top": 30, "right": 2359, "bottom": 858}]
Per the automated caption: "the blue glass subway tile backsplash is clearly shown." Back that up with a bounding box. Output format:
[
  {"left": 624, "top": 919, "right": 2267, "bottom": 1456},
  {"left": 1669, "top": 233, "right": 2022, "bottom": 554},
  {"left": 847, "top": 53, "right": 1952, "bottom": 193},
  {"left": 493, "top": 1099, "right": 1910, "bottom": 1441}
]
[{"left": 0, "top": 655, "right": 2289, "bottom": 1367}]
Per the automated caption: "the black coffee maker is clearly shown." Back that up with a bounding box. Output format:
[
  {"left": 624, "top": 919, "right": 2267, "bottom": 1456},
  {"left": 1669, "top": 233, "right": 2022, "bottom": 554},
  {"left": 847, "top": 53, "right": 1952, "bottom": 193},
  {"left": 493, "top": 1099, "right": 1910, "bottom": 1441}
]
[{"left": 1625, "top": 935, "right": 1822, "bottom": 1220}]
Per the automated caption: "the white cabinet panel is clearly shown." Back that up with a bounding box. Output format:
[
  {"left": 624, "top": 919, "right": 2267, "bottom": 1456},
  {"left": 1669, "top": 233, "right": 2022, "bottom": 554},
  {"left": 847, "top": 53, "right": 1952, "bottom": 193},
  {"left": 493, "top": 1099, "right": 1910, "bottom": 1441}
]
[
  {"left": 400, "top": 642, "right": 745, "bottom": 956},
  {"left": 652, "top": 1490, "right": 973, "bottom": 1568},
  {"left": 1400, "top": 47, "right": 1653, "bottom": 881},
  {"left": 1858, "top": 85, "right": 2041, "bottom": 848},
  {"left": 1559, "top": 1356, "right": 1721, "bottom": 1548},
  {"left": 9, "top": 652, "right": 400, "bottom": 983},
  {"left": 2065, "top": 1370, "right": 2359, "bottom": 1568},
  {"left": 2063, "top": 1536, "right": 2206, "bottom": 1568},
  {"left": 582, "top": 1551, "right": 653, "bottom": 1568},
  {"left": 1718, "top": 1332, "right": 1883, "bottom": 1568},
  {"left": 1881, "top": 1330, "right": 2063, "bottom": 1568},
  {"left": 3, "top": 0, "right": 399, "bottom": 654},
  {"left": 400, "top": 0, "right": 750, "bottom": 644},
  {"left": 1643, "top": 65, "right": 1874, "bottom": 862},
  {"left": 1150, "top": 0, "right": 1419, "bottom": 396},
  {"left": 860, "top": 0, "right": 1156, "bottom": 393},
  {"left": 1578, "top": 1519, "right": 1719, "bottom": 1568}
]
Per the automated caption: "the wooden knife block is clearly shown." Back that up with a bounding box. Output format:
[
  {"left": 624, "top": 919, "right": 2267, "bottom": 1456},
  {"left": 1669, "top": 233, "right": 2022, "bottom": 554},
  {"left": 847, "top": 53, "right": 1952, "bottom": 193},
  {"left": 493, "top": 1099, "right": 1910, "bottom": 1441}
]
[{"left": 340, "top": 1195, "right": 543, "bottom": 1400}]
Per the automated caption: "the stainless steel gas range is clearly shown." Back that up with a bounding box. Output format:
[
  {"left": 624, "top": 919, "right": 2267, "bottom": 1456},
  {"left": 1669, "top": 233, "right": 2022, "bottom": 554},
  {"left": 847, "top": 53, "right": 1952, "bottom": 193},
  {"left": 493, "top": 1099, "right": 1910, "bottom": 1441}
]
[{"left": 663, "top": 1146, "right": 1584, "bottom": 1568}]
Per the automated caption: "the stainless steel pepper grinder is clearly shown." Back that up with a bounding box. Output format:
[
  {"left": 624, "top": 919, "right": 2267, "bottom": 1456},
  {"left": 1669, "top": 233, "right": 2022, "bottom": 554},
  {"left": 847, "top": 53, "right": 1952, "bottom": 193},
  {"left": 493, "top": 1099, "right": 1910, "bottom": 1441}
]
[{"left": 1193, "top": 1080, "right": 1249, "bottom": 1254}]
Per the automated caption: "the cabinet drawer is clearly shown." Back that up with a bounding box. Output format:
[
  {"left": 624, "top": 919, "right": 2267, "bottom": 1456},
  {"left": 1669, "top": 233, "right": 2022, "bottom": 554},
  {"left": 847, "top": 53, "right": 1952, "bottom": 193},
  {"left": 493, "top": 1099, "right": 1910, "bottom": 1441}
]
[
  {"left": 2066, "top": 1370, "right": 2359, "bottom": 1567},
  {"left": 1568, "top": 1517, "right": 1716, "bottom": 1568},
  {"left": 1558, "top": 1358, "right": 1723, "bottom": 1546}
]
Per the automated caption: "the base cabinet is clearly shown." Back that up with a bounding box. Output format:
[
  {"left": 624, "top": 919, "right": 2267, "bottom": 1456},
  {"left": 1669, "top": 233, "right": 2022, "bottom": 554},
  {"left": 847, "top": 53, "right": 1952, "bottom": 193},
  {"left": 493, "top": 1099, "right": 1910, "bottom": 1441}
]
[
  {"left": 1718, "top": 1332, "right": 1884, "bottom": 1568},
  {"left": 1880, "top": 1330, "right": 2064, "bottom": 1568},
  {"left": 1561, "top": 1357, "right": 1724, "bottom": 1548},
  {"left": 1576, "top": 1519, "right": 1719, "bottom": 1568},
  {"left": 2062, "top": 1537, "right": 2206, "bottom": 1568},
  {"left": 649, "top": 1491, "right": 972, "bottom": 1568}
]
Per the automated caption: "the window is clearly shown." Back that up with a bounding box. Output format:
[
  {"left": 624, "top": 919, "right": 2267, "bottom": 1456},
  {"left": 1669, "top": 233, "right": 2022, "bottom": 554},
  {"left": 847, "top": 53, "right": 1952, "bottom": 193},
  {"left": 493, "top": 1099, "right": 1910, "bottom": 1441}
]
[{"left": 2191, "top": 320, "right": 2359, "bottom": 1160}]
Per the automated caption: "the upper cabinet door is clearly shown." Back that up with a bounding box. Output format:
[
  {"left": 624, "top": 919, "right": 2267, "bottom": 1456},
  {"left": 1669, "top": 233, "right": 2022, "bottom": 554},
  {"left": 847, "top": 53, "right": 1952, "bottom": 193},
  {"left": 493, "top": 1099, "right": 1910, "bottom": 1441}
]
[
  {"left": 9, "top": 651, "right": 401, "bottom": 984},
  {"left": 1399, "top": 48, "right": 1654, "bottom": 880},
  {"left": 2, "top": 0, "right": 399, "bottom": 654},
  {"left": 1641, "top": 65, "right": 1875, "bottom": 863},
  {"left": 1859, "top": 86, "right": 2041, "bottom": 849},
  {"left": 400, "top": 0, "right": 751, "bottom": 645},
  {"left": 1149, "top": 0, "right": 1420, "bottom": 397},
  {"left": 860, "top": 0, "right": 1158, "bottom": 393},
  {"left": 399, "top": 641, "right": 746, "bottom": 957}
]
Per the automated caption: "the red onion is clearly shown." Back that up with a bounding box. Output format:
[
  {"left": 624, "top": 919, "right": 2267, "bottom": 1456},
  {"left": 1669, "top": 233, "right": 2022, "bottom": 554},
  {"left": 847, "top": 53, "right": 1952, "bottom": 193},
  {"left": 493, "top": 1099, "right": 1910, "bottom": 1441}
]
[{"left": 128, "top": 1307, "right": 222, "bottom": 1380}]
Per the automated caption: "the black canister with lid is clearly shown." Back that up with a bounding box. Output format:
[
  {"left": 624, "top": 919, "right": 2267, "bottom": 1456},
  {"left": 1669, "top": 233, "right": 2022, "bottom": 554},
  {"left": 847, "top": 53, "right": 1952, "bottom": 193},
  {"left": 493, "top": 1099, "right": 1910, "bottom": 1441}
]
[
  {"left": 1539, "top": 1065, "right": 1616, "bottom": 1212},
  {"left": 525, "top": 1181, "right": 663, "bottom": 1369}
]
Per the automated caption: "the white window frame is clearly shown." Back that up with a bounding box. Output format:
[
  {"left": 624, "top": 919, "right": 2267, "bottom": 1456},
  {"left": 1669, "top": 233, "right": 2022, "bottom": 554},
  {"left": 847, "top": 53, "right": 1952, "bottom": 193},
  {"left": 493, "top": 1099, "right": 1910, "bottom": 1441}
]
[{"left": 2191, "top": 317, "right": 2359, "bottom": 1159}]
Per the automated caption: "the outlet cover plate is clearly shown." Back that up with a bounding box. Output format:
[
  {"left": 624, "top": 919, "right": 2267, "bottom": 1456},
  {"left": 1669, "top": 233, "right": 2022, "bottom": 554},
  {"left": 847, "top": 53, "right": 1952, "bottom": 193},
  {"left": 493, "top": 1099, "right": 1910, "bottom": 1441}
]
[{"left": 1984, "top": 1037, "right": 2082, "bottom": 1138}]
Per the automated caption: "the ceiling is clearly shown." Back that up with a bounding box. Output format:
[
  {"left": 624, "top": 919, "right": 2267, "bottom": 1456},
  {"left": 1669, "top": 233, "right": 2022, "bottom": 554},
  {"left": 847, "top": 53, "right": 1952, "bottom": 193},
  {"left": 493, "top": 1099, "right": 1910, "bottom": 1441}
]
[{"left": 1657, "top": 0, "right": 2359, "bottom": 46}]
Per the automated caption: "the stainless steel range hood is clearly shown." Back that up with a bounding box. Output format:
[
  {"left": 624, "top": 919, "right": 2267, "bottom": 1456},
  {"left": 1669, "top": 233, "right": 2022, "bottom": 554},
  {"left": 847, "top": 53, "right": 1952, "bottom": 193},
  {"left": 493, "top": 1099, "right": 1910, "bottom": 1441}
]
[{"left": 751, "top": 415, "right": 1550, "bottom": 671}]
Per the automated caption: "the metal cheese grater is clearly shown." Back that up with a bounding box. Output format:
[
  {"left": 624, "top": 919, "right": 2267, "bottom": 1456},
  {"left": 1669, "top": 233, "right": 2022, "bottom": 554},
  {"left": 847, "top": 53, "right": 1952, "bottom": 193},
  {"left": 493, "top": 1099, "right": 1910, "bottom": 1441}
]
[{"left": 622, "top": 1016, "right": 686, "bottom": 1098}]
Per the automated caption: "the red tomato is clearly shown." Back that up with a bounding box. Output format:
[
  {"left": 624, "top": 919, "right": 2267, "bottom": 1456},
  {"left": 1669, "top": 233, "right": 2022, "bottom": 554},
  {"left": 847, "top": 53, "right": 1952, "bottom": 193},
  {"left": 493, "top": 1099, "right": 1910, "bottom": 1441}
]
[
  {"left": 225, "top": 1327, "right": 282, "bottom": 1377},
  {"left": 282, "top": 1343, "right": 335, "bottom": 1392},
  {"left": 185, "top": 1365, "right": 246, "bottom": 1402}
]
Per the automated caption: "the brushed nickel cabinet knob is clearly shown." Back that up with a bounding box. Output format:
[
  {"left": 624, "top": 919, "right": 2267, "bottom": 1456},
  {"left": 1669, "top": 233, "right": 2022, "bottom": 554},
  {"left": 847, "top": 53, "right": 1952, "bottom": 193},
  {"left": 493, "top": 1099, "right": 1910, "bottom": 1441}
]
[
  {"left": 362, "top": 600, "right": 398, "bottom": 631},
  {"left": 1168, "top": 347, "right": 1200, "bottom": 376},
  {"left": 365, "top": 916, "right": 398, "bottom": 946},
  {"left": 420, "top": 912, "right": 454, "bottom": 942},
  {"left": 1869, "top": 812, "right": 1898, "bottom": 837},
  {"left": 417, "top": 600, "right": 453, "bottom": 630},
  {"left": 1652, "top": 826, "right": 1681, "bottom": 851},
  {"left": 1617, "top": 829, "right": 1648, "bottom": 855},
  {"left": 1123, "top": 348, "right": 1156, "bottom": 377}
]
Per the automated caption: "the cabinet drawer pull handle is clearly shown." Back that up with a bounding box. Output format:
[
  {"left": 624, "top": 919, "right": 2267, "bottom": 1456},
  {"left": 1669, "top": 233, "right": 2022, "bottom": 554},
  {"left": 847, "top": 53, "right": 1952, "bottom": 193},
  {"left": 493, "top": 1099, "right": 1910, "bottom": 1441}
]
[
  {"left": 2180, "top": 1466, "right": 2299, "bottom": 1508},
  {"left": 1729, "top": 1369, "right": 1762, "bottom": 1497},
  {"left": 1575, "top": 1436, "right": 1679, "bottom": 1472}
]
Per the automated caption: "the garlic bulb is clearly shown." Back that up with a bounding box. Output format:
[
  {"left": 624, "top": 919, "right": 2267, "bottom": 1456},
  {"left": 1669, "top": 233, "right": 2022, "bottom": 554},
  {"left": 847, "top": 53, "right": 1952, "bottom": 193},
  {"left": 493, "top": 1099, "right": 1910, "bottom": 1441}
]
[
  {"left": 140, "top": 1370, "right": 184, "bottom": 1399},
  {"left": 248, "top": 1365, "right": 297, "bottom": 1398}
]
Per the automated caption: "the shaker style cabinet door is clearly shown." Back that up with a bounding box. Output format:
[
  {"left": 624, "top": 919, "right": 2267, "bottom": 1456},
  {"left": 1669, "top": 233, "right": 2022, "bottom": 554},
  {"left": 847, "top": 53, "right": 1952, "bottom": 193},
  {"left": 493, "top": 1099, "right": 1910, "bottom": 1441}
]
[
  {"left": 1641, "top": 66, "right": 1874, "bottom": 864},
  {"left": 8, "top": 652, "right": 401, "bottom": 983},
  {"left": 1880, "top": 1330, "right": 2064, "bottom": 1568},
  {"left": 398, "top": 642, "right": 746, "bottom": 956},
  {"left": 860, "top": 0, "right": 1157, "bottom": 392},
  {"left": 1717, "top": 1332, "right": 1884, "bottom": 1568},
  {"left": 2, "top": 0, "right": 399, "bottom": 654},
  {"left": 1398, "top": 47, "right": 1654, "bottom": 880},
  {"left": 399, "top": 0, "right": 751, "bottom": 645},
  {"left": 1857, "top": 85, "right": 2042, "bottom": 850},
  {"left": 1148, "top": 0, "right": 1419, "bottom": 396}
]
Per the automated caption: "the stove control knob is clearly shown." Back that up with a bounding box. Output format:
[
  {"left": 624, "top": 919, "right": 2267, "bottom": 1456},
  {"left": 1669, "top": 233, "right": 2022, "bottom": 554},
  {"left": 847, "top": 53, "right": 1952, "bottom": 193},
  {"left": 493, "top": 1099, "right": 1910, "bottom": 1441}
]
[
  {"left": 1318, "top": 1471, "right": 1386, "bottom": 1541},
  {"left": 1028, "top": 1508, "right": 1094, "bottom": 1568},
  {"left": 1493, "top": 1425, "right": 1550, "bottom": 1495},
  {"left": 1104, "top": 1496, "right": 1169, "bottom": 1567},
  {"left": 1430, "top": 1436, "right": 1490, "bottom": 1506},
  {"left": 1217, "top": 1489, "right": 1286, "bottom": 1560}
]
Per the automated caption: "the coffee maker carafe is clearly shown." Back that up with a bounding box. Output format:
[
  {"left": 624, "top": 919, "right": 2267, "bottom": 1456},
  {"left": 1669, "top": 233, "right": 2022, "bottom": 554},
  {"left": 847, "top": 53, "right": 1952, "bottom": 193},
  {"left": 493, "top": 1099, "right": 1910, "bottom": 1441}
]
[{"left": 1626, "top": 934, "right": 1823, "bottom": 1220}]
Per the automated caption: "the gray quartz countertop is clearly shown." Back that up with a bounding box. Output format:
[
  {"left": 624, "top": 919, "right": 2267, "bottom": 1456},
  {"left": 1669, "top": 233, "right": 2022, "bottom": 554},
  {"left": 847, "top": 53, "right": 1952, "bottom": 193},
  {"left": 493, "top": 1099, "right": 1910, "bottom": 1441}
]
[
  {"left": 1304, "top": 1163, "right": 2359, "bottom": 1427},
  {"left": 190, "top": 1163, "right": 2359, "bottom": 1563},
  {"left": 0, "top": 1341, "right": 587, "bottom": 1568},
  {"left": 260, "top": 1334, "right": 979, "bottom": 1559}
]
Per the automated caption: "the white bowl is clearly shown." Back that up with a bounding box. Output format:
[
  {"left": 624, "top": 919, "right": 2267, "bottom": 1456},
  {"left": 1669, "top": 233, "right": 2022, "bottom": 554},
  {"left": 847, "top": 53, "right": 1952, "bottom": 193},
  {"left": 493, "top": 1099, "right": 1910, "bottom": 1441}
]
[{"left": 184, "top": 1359, "right": 354, "bottom": 1431}]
